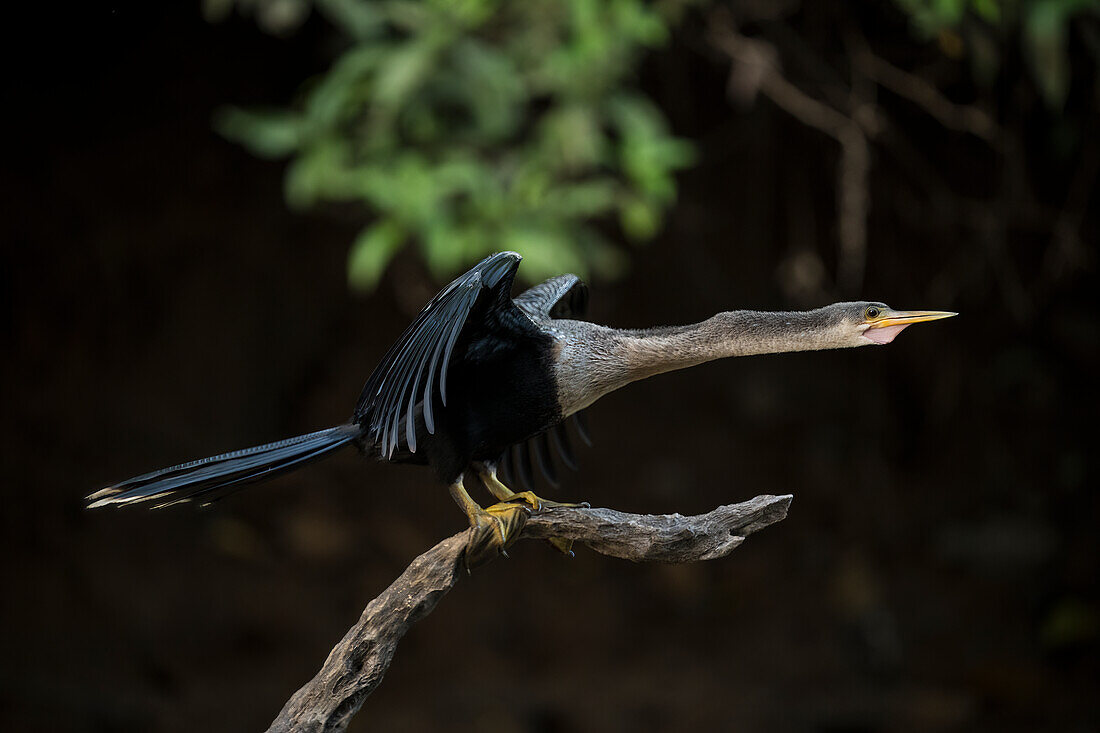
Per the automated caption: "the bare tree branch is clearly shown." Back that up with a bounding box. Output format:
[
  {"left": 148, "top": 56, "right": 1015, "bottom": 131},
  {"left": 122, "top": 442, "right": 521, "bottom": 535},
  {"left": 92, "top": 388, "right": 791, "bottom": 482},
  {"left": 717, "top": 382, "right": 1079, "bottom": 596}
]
[
  {"left": 852, "top": 48, "right": 1001, "bottom": 144},
  {"left": 266, "top": 494, "right": 792, "bottom": 733},
  {"left": 707, "top": 14, "right": 871, "bottom": 293},
  {"left": 710, "top": 22, "right": 852, "bottom": 139}
]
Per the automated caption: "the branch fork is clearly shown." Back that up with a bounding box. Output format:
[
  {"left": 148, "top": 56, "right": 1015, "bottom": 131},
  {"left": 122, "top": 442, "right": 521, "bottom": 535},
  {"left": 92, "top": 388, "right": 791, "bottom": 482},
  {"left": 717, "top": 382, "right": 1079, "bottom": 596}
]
[{"left": 266, "top": 494, "right": 792, "bottom": 733}]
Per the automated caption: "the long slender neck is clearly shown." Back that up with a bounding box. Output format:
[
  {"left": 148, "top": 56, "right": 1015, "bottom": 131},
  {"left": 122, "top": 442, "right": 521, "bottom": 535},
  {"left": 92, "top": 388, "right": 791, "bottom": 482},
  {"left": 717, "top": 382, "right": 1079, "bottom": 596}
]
[
  {"left": 552, "top": 308, "right": 851, "bottom": 417},
  {"left": 617, "top": 308, "right": 848, "bottom": 380}
]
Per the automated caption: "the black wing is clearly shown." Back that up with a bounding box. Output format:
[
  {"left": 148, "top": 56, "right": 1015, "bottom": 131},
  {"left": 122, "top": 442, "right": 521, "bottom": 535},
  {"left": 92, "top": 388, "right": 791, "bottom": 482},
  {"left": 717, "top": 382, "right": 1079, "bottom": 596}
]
[
  {"left": 512, "top": 274, "right": 589, "bottom": 323},
  {"left": 354, "top": 251, "right": 522, "bottom": 459},
  {"left": 497, "top": 273, "right": 592, "bottom": 489}
]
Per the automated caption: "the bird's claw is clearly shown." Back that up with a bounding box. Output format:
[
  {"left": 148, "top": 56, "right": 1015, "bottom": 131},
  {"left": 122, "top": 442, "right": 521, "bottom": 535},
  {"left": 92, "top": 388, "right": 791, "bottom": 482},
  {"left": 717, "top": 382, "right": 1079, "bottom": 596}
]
[
  {"left": 464, "top": 490, "right": 589, "bottom": 568},
  {"left": 464, "top": 503, "right": 530, "bottom": 570},
  {"left": 499, "top": 493, "right": 586, "bottom": 559},
  {"left": 503, "top": 491, "right": 590, "bottom": 514},
  {"left": 545, "top": 536, "right": 576, "bottom": 557}
]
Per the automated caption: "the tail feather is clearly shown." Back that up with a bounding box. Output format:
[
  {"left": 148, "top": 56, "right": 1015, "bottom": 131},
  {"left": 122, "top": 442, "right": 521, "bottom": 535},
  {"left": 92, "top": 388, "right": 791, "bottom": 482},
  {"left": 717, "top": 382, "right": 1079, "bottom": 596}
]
[{"left": 87, "top": 424, "right": 361, "bottom": 509}]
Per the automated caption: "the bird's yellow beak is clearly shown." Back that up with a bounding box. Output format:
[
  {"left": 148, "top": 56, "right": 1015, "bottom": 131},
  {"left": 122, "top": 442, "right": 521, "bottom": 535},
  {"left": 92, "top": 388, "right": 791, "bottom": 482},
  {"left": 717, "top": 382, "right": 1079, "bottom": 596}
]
[
  {"left": 868, "top": 309, "right": 958, "bottom": 329},
  {"left": 863, "top": 309, "right": 956, "bottom": 344}
]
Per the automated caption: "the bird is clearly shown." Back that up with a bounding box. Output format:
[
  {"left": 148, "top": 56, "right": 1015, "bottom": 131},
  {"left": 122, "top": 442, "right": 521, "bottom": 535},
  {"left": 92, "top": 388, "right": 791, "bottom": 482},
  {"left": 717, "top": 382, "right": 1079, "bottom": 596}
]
[{"left": 87, "top": 251, "right": 956, "bottom": 567}]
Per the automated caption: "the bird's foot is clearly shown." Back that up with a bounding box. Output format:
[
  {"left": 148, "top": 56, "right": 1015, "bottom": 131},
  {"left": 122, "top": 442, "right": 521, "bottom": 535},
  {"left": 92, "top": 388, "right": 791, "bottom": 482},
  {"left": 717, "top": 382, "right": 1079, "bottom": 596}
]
[
  {"left": 501, "top": 491, "right": 587, "bottom": 558},
  {"left": 545, "top": 536, "right": 576, "bottom": 558},
  {"left": 464, "top": 502, "right": 530, "bottom": 570},
  {"left": 502, "top": 491, "right": 590, "bottom": 514}
]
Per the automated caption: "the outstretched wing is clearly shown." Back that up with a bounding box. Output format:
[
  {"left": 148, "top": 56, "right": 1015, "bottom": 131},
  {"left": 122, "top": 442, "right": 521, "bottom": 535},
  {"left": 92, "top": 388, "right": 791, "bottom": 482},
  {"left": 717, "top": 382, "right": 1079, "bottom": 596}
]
[
  {"left": 498, "top": 272, "right": 592, "bottom": 488},
  {"left": 354, "top": 251, "right": 522, "bottom": 459},
  {"left": 513, "top": 274, "right": 589, "bottom": 323}
]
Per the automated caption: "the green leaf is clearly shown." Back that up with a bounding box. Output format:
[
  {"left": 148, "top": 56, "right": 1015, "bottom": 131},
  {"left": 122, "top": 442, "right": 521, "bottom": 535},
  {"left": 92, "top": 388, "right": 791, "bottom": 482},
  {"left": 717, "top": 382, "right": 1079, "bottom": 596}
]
[
  {"left": 619, "top": 196, "right": 661, "bottom": 240},
  {"left": 971, "top": 0, "right": 1000, "bottom": 23},
  {"left": 502, "top": 225, "right": 587, "bottom": 281},
  {"left": 1024, "top": 0, "right": 1075, "bottom": 109},
  {"left": 218, "top": 0, "right": 696, "bottom": 291},
  {"left": 301, "top": 44, "right": 389, "bottom": 138},
  {"left": 449, "top": 39, "right": 526, "bottom": 141},
  {"left": 538, "top": 105, "right": 607, "bottom": 171},
  {"left": 214, "top": 107, "right": 302, "bottom": 159},
  {"left": 373, "top": 34, "right": 444, "bottom": 109},
  {"left": 284, "top": 139, "right": 354, "bottom": 209},
  {"left": 348, "top": 220, "right": 406, "bottom": 291},
  {"left": 543, "top": 179, "right": 619, "bottom": 218},
  {"left": 315, "top": 0, "right": 387, "bottom": 39}
]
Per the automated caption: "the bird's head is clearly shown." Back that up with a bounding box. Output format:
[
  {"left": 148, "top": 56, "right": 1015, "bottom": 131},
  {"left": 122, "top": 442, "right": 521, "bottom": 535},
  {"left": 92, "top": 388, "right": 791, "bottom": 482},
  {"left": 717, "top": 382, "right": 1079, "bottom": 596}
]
[{"left": 827, "top": 301, "right": 957, "bottom": 346}]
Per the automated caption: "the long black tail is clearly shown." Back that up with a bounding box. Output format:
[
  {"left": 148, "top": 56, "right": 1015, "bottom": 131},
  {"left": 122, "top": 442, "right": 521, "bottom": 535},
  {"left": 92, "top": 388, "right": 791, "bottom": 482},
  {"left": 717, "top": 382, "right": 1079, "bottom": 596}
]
[{"left": 86, "top": 424, "right": 362, "bottom": 509}]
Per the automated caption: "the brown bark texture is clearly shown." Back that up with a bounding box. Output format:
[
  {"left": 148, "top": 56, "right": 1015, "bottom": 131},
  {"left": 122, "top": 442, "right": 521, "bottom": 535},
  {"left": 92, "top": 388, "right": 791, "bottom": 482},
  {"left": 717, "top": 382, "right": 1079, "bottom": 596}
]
[{"left": 266, "top": 494, "right": 792, "bottom": 732}]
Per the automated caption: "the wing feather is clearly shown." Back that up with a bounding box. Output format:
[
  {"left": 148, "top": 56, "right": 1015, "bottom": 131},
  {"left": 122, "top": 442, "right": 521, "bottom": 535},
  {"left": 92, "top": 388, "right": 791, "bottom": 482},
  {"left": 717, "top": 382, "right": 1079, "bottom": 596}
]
[
  {"left": 533, "top": 432, "right": 558, "bottom": 487},
  {"left": 513, "top": 274, "right": 588, "bottom": 322},
  {"left": 492, "top": 272, "right": 593, "bottom": 490},
  {"left": 572, "top": 412, "right": 593, "bottom": 447},
  {"left": 437, "top": 282, "right": 481, "bottom": 406},
  {"left": 355, "top": 252, "right": 521, "bottom": 458},
  {"left": 550, "top": 423, "right": 577, "bottom": 471},
  {"left": 514, "top": 441, "right": 535, "bottom": 491}
]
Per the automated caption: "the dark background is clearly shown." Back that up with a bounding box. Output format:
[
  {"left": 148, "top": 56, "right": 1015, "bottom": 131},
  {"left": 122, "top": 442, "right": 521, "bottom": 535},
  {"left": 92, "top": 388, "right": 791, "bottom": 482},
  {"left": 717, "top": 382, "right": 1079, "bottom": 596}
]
[{"left": 2, "top": 2, "right": 1097, "bottom": 731}]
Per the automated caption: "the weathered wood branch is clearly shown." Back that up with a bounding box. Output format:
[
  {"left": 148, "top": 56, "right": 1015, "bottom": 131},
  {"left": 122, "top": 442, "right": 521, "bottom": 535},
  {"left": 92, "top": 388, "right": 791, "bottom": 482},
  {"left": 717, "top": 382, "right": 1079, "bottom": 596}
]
[{"left": 266, "top": 494, "right": 793, "bottom": 733}]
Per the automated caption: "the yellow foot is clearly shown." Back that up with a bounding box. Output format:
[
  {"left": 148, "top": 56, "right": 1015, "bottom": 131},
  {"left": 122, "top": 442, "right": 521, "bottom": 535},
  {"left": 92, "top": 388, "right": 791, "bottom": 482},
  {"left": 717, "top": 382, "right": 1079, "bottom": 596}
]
[
  {"left": 546, "top": 536, "right": 576, "bottom": 558},
  {"left": 503, "top": 490, "right": 590, "bottom": 513},
  {"left": 471, "top": 469, "right": 588, "bottom": 561},
  {"left": 464, "top": 502, "right": 530, "bottom": 570},
  {"left": 500, "top": 492, "right": 587, "bottom": 558}
]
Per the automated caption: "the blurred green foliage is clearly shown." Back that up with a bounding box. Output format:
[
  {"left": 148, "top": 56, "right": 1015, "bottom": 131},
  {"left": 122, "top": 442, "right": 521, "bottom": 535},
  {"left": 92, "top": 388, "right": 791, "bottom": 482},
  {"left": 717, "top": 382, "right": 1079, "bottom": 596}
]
[
  {"left": 214, "top": 0, "right": 696, "bottom": 289},
  {"left": 893, "top": 0, "right": 1099, "bottom": 109},
  {"left": 212, "top": 0, "right": 1095, "bottom": 289}
]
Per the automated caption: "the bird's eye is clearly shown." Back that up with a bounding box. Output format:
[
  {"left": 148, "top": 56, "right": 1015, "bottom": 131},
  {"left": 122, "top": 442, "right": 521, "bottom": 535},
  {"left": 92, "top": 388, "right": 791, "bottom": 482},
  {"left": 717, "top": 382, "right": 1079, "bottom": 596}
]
[{"left": 866, "top": 306, "right": 880, "bottom": 319}]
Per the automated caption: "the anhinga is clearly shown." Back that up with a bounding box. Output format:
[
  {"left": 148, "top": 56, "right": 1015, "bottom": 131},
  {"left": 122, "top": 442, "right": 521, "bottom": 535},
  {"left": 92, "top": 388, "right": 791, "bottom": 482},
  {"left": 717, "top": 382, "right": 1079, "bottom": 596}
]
[{"left": 87, "top": 252, "right": 955, "bottom": 567}]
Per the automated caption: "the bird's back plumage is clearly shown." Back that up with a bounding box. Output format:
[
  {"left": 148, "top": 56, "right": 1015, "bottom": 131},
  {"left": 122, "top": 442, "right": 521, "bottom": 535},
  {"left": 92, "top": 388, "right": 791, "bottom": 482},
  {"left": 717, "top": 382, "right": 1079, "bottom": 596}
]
[
  {"left": 89, "top": 252, "right": 594, "bottom": 507},
  {"left": 353, "top": 251, "right": 524, "bottom": 459},
  {"left": 496, "top": 272, "right": 592, "bottom": 489}
]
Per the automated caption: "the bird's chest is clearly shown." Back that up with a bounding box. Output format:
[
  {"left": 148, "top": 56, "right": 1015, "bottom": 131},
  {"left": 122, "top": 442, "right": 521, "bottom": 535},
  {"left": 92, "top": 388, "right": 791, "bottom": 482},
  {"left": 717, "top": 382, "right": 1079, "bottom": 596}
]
[{"left": 444, "top": 333, "right": 560, "bottom": 457}]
